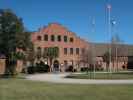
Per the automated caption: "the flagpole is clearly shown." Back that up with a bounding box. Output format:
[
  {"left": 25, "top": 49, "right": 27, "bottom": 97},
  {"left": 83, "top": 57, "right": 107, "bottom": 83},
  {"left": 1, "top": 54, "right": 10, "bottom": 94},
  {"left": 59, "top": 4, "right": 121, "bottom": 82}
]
[
  {"left": 107, "top": 4, "right": 112, "bottom": 73},
  {"left": 91, "top": 17, "right": 96, "bottom": 78}
]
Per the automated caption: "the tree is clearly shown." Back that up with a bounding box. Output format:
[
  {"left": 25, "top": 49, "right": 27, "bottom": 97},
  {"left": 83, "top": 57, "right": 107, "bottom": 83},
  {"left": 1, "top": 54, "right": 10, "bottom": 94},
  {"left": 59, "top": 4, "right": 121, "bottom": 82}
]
[
  {"left": 43, "top": 47, "right": 59, "bottom": 72},
  {"left": 80, "top": 48, "right": 90, "bottom": 69},
  {"left": 48, "top": 47, "right": 59, "bottom": 72},
  {"left": 103, "top": 51, "right": 110, "bottom": 71},
  {"left": 0, "top": 9, "right": 32, "bottom": 75},
  {"left": 111, "top": 34, "right": 125, "bottom": 71},
  {"left": 80, "top": 45, "right": 95, "bottom": 75},
  {"left": 103, "top": 35, "right": 125, "bottom": 72}
]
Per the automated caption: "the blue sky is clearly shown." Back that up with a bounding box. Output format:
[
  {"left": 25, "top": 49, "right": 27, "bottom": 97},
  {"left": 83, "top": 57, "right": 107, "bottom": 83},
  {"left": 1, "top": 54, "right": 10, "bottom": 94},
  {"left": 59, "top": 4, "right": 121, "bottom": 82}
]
[{"left": 0, "top": 0, "right": 133, "bottom": 44}]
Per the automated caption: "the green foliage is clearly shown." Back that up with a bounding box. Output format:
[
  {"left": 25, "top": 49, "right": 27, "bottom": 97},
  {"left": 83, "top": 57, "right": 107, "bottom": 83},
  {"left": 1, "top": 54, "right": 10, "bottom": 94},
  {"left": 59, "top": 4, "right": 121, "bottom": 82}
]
[
  {"left": 26, "top": 45, "right": 35, "bottom": 63},
  {"left": 0, "top": 9, "right": 24, "bottom": 55},
  {"left": 0, "top": 9, "right": 32, "bottom": 55},
  {"left": 0, "top": 9, "right": 32, "bottom": 75},
  {"left": 42, "top": 47, "right": 59, "bottom": 72},
  {"left": 15, "top": 52, "right": 25, "bottom": 60}
]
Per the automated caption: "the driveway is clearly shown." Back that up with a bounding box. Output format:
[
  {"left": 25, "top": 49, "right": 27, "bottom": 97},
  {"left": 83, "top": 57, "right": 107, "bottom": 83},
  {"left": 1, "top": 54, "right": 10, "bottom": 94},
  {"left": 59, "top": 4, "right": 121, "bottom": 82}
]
[{"left": 26, "top": 73, "right": 133, "bottom": 84}]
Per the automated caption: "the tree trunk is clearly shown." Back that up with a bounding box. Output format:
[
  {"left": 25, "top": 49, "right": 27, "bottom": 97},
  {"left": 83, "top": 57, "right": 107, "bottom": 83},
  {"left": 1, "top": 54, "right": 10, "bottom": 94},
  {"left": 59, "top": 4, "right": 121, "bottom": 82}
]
[
  {"left": 5, "top": 57, "right": 16, "bottom": 76},
  {"left": 49, "top": 58, "right": 53, "bottom": 72}
]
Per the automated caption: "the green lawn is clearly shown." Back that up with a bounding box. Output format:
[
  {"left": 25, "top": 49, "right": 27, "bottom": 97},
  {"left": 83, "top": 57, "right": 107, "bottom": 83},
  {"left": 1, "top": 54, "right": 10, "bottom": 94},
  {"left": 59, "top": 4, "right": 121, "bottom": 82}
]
[
  {"left": 0, "top": 78, "right": 133, "bottom": 100},
  {"left": 66, "top": 72, "right": 133, "bottom": 79}
]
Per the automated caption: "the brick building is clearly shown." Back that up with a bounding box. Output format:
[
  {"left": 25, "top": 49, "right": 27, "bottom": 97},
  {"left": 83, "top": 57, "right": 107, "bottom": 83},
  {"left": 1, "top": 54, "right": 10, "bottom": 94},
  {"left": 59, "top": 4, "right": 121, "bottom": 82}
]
[
  {"left": 31, "top": 23, "right": 89, "bottom": 71},
  {"left": 31, "top": 23, "right": 133, "bottom": 72}
]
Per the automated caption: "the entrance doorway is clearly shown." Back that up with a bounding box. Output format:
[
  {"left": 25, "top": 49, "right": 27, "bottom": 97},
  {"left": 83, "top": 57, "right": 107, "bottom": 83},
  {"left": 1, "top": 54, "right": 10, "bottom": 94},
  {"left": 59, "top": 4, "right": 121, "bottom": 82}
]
[{"left": 53, "top": 60, "right": 59, "bottom": 72}]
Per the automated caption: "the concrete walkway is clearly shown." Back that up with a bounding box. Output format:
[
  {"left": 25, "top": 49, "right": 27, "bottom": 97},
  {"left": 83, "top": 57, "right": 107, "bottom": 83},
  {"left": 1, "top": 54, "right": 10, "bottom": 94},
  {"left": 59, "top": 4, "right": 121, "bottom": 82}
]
[{"left": 26, "top": 73, "right": 133, "bottom": 84}]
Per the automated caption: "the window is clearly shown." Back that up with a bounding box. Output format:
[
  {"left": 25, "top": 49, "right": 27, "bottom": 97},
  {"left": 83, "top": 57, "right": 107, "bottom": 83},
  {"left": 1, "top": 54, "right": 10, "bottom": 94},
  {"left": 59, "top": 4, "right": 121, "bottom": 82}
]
[
  {"left": 36, "top": 47, "right": 42, "bottom": 58},
  {"left": 70, "top": 48, "right": 73, "bottom": 55},
  {"left": 64, "top": 48, "right": 67, "bottom": 55},
  {"left": 70, "top": 37, "right": 74, "bottom": 42},
  {"left": 76, "top": 48, "right": 79, "bottom": 55},
  {"left": 44, "top": 34, "right": 48, "bottom": 41},
  {"left": 43, "top": 47, "right": 48, "bottom": 57},
  {"left": 37, "top": 47, "right": 41, "bottom": 51},
  {"left": 51, "top": 35, "right": 55, "bottom": 41},
  {"left": 64, "top": 36, "right": 67, "bottom": 42},
  {"left": 58, "top": 35, "right": 61, "bottom": 42},
  {"left": 37, "top": 36, "right": 42, "bottom": 41},
  {"left": 37, "top": 47, "right": 42, "bottom": 54},
  {"left": 64, "top": 60, "right": 68, "bottom": 66},
  {"left": 81, "top": 48, "right": 85, "bottom": 54}
]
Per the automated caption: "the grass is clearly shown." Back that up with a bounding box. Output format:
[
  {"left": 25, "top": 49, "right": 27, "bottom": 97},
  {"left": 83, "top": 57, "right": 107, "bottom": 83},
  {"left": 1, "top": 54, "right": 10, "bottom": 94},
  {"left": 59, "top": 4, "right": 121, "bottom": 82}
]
[
  {"left": 0, "top": 78, "right": 133, "bottom": 100},
  {"left": 66, "top": 72, "right": 133, "bottom": 79}
]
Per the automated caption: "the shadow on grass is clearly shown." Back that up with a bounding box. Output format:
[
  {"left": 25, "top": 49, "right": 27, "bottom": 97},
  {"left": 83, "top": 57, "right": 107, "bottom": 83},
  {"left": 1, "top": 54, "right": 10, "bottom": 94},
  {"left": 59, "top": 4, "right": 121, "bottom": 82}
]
[
  {"left": 66, "top": 72, "right": 133, "bottom": 80},
  {"left": 0, "top": 74, "right": 26, "bottom": 79}
]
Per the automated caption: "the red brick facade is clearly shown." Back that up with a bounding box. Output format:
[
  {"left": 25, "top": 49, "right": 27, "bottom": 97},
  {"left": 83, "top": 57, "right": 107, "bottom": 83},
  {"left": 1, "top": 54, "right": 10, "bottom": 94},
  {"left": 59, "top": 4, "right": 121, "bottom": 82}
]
[
  {"left": 31, "top": 23, "right": 128, "bottom": 71},
  {"left": 31, "top": 23, "right": 89, "bottom": 71}
]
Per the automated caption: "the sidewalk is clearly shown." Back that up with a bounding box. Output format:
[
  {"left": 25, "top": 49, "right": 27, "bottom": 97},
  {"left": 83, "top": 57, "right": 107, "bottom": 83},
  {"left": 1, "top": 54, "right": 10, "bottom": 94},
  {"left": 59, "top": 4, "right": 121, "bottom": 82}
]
[{"left": 26, "top": 73, "right": 133, "bottom": 84}]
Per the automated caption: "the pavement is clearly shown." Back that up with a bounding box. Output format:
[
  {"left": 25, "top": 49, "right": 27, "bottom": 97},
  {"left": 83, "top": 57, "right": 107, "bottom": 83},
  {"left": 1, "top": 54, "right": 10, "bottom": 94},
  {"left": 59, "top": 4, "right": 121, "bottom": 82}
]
[{"left": 26, "top": 73, "right": 133, "bottom": 84}]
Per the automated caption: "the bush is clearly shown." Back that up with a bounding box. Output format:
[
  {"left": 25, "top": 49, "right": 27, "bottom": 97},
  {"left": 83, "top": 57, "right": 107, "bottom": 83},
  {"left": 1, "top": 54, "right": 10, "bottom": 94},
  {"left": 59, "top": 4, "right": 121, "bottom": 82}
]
[
  {"left": 27, "top": 66, "right": 35, "bottom": 74},
  {"left": 66, "top": 66, "right": 73, "bottom": 72},
  {"left": 27, "top": 61, "right": 49, "bottom": 74},
  {"left": 80, "top": 65, "right": 104, "bottom": 72},
  {"left": 35, "top": 61, "right": 49, "bottom": 73},
  {"left": 81, "top": 67, "right": 87, "bottom": 72}
]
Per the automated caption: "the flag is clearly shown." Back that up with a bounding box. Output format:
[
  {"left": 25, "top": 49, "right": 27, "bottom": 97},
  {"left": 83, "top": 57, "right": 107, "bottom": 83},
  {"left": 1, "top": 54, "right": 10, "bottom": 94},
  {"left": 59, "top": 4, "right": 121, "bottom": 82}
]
[
  {"left": 92, "top": 18, "right": 95, "bottom": 26},
  {"left": 111, "top": 19, "right": 116, "bottom": 26},
  {"left": 107, "top": 4, "right": 112, "bottom": 10},
  {"left": 91, "top": 17, "right": 95, "bottom": 33}
]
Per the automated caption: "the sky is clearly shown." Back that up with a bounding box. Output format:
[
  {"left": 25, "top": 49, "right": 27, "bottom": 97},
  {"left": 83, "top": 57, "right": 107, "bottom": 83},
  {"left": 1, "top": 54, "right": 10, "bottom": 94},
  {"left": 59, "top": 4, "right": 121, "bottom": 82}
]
[{"left": 0, "top": 0, "right": 133, "bottom": 44}]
